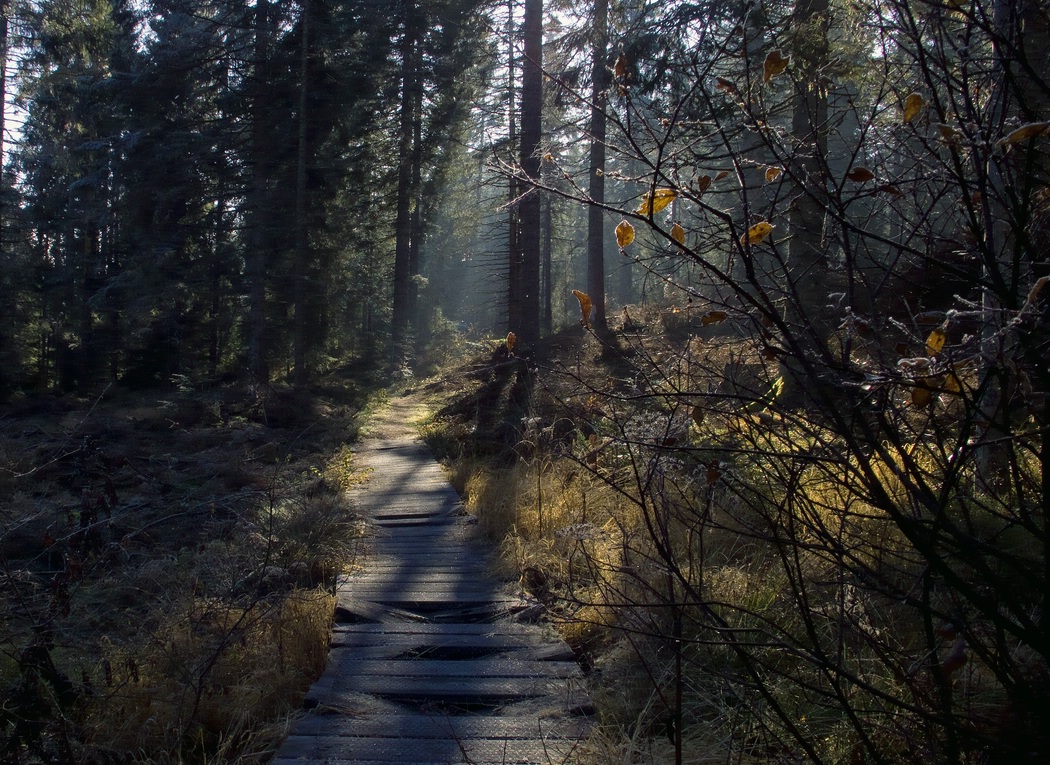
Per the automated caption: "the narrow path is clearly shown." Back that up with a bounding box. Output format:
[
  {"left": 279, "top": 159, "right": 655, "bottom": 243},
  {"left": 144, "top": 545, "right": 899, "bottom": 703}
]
[{"left": 273, "top": 391, "right": 593, "bottom": 764}]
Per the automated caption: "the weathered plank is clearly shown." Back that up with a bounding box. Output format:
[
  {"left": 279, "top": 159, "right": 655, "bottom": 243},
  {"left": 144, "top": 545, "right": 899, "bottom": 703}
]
[
  {"left": 289, "top": 712, "right": 591, "bottom": 740},
  {"left": 306, "top": 674, "right": 565, "bottom": 703},
  {"left": 322, "top": 656, "right": 582, "bottom": 679},
  {"left": 274, "top": 733, "right": 583, "bottom": 764}
]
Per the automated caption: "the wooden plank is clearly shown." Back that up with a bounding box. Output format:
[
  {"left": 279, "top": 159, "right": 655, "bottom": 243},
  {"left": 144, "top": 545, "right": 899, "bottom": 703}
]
[
  {"left": 276, "top": 734, "right": 583, "bottom": 763},
  {"left": 333, "top": 598, "right": 429, "bottom": 624},
  {"left": 331, "top": 622, "right": 545, "bottom": 638},
  {"left": 289, "top": 712, "right": 591, "bottom": 741},
  {"left": 308, "top": 675, "right": 566, "bottom": 702},
  {"left": 324, "top": 657, "right": 582, "bottom": 679}
]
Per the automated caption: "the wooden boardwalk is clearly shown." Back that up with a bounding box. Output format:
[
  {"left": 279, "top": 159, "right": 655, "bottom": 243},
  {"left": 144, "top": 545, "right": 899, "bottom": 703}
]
[{"left": 273, "top": 406, "right": 593, "bottom": 765}]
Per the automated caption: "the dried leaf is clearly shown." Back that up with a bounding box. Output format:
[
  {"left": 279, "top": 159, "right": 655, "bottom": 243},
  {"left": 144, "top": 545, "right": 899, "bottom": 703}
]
[
  {"left": 926, "top": 326, "right": 947, "bottom": 356},
  {"left": 763, "top": 50, "right": 789, "bottom": 83},
  {"left": 764, "top": 166, "right": 782, "bottom": 182},
  {"left": 999, "top": 121, "right": 1050, "bottom": 146},
  {"left": 637, "top": 188, "right": 678, "bottom": 215},
  {"left": 740, "top": 221, "right": 774, "bottom": 246},
  {"left": 846, "top": 167, "right": 876, "bottom": 182},
  {"left": 671, "top": 222, "right": 686, "bottom": 245},
  {"left": 903, "top": 92, "right": 926, "bottom": 123},
  {"left": 912, "top": 384, "right": 933, "bottom": 407},
  {"left": 935, "top": 123, "right": 960, "bottom": 144},
  {"left": 614, "top": 54, "right": 629, "bottom": 80},
  {"left": 691, "top": 406, "right": 705, "bottom": 428},
  {"left": 715, "top": 76, "right": 738, "bottom": 95},
  {"left": 506, "top": 331, "right": 516, "bottom": 353},
  {"left": 572, "top": 289, "right": 593, "bottom": 329},
  {"left": 696, "top": 175, "right": 712, "bottom": 194},
  {"left": 615, "top": 219, "right": 635, "bottom": 248},
  {"left": 944, "top": 370, "right": 962, "bottom": 393},
  {"left": 706, "top": 462, "right": 721, "bottom": 485},
  {"left": 715, "top": 170, "right": 730, "bottom": 181},
  {"left": 879, "top": 184, "right": 904, "bottom": 198},
  {"left": 701, "top": 310, "right": 728, "bottom": 326}
]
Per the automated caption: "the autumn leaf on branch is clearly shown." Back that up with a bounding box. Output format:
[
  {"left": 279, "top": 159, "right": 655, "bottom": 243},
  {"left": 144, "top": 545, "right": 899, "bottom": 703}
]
[
  {"left": 572, "top": 290, "right": 593, "bottom": 329},
  {"left": 846, "top": 167, "right": 875, "bottom": 182},
  {"left": 926, "top": 325, "right": 947, "bottom": 356},
  {"left": 506, "top": 331, "right": 517, "bottom": 353},
  {"left": 637, "top": 188, "right": 677, "bottom": 215},
  {"left": 671, "top": 222, "right": 686, "bottom": 246},
  {"left": 615, "top": 219, "right": 635, "bottom": 248},
  {"left": 701, "top": 310, "right": 727, "bottom": 326},
  {"left": 903, "top": 92, "right": 926, "bottom": 123},
  {"left": 740, "top": 221, "right": 774, "bottom": 246},
  {"left": 998, "top": 121, "right": 1050, "bottom": 147},
  {"left": 763, "top": 50, "right": 788, "bottom": 82},
  {"left": 764, "top": 166, "right": 782, "bottom": 182},
  {"left": 715, "top": 76, "right": 738, "bottom": 95}
]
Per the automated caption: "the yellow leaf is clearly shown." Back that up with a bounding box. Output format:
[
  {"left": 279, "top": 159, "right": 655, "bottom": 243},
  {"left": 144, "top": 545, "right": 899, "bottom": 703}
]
[
  {"left": 926, "top": 326, "right": 947, "bottom": 356},
  {"left": 572, "top": 289, "right": 593, "bottom": 329},
  {"left": 998, "top": 121, "right": 1050, "bottom": 146},
  {"left": 764, "top": 166, "right": 782, "bottom": 182},
  {"left": 903, "top": 92, "right": 926, "bottom": 123},
  {"left": 846, "top": 167, "right": 875, "bottom": 182},
  {"left": 671, "top": 222, "right": 686, "bottom": 245},
  {"left": 637, "top": 188, "right": 677, "bottom": 215},
  {"left": 763, "top": 50, "right": 789, "bottom": 83},
  {"left": 701, "top": 310, "right": 727, "bottom": 326},
  {"left": 740, "top": 221, "right": 774, "bottom": 246},
  {"left": 615, "top": 219, "right": 635, "bottom": 248},
  {"left": 506, "top": 331, "right": 516, "bottom": 353},
  {"left": 944, "top": 370, "right": 962, "bottom": 393}
]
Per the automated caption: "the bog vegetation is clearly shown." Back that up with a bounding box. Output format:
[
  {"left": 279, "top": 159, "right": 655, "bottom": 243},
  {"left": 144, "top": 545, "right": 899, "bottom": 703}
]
[{"left": 1, "top": 0, "right": 1048, "bottom": 762}]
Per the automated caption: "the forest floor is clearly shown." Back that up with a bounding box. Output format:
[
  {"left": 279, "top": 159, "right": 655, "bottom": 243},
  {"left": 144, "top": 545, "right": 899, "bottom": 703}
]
[
  {"left": 0, "top": 311, "right": 734, "bottom": 763},
  {"left": 0, "top": 378, "right": 378, "bottom": 763}
]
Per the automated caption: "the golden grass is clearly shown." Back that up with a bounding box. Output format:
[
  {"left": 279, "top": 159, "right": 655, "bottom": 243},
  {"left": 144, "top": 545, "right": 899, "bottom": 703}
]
[{"left": 83, "top": 588, "right": 334, "bottom": 760}]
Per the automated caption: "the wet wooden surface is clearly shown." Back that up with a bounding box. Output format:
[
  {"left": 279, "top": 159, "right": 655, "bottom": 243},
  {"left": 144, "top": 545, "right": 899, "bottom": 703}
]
[{"left": 272, "top": 412, "right": 593, "bottom": 764}]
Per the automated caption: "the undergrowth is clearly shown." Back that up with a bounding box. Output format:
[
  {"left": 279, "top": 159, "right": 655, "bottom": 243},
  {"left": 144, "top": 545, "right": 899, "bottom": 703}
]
[
  {"left": 422, "top": 306, "right": 1050, "bottom": 765},
  {"left": 0, "top": 382, "right": 374, "bottom": 763}
]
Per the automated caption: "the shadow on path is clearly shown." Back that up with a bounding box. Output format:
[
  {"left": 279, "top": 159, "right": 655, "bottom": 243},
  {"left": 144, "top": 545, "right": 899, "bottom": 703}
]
[{"left": 272, "top": 394, "right": 593, "bottom": 764}]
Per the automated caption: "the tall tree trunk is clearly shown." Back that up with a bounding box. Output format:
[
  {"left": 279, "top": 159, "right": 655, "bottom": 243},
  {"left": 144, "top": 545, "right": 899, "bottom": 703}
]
[
  {"left": 517, "top": 0, "right": 542, "bottom": 347},
  {"left": 586, "top": 0, "right": 609, "bottom": 334},
  {"left": 246, "top": 0, "right": 272, "bottom": 383},
  {"left": 293, "top": 0, "right": 311, "bottom": 389},
  {"left": 541, "top": 192, "right": 552, "bottom": 335},
  {"left": 0, "top": 0, "right": 9, "bottom": 391},
  {"left": 783, "top": 0, "right": 829, "bottom": 403},
  {"left": 506, "top": 0, "right": 521, "bottom": 336},
  {"left": 391, "top": 1, "right": 421, "bottom": 365}
]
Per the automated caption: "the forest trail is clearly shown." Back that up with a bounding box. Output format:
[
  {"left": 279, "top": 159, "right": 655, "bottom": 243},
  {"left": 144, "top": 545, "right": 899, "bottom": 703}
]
[{"left": 272, "top": 390, "right": 594, "bottom": 764}]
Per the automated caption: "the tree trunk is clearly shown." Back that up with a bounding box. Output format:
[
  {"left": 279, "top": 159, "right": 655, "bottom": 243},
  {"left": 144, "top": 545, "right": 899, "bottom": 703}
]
[
  {"left": 391, "top": 1, "right": 421, "bottom": 366},
  {"left": 782, "top": 0, "right": 829, "bottom": 404},
  {"left": 586, "top": 0, "right": 609, "bottom": 334},
  {"left": 246, "top": 0, "right": 272, "bottom": 383},
  {"left": 293, "top": 0, "right": 311, "bottom": 389},
  {"left": 506, "top": 0, "right": 521, "bottom": 336},
  {"left": 517, "top": 0, "right": 542, "bottom": 347}
]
